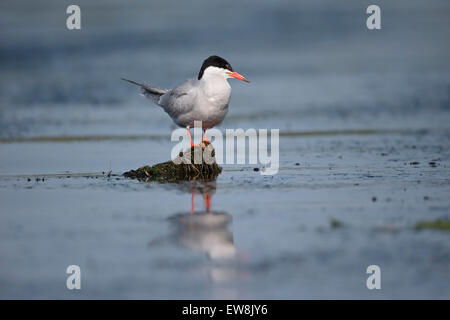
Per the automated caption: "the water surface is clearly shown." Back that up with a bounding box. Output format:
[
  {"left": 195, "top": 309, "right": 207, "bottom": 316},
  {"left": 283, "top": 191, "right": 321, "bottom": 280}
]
[{"left": 0, "top": 0, "right": 449, "bottom": 299}]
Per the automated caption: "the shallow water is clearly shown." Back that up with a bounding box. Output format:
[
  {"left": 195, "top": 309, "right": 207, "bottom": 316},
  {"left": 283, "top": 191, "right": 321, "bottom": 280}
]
[
  {"left": 1, "top": 131, "right": 449, "bottom": 299},
  {"left": 1, "top": 0, "right": 450, "bottom": 299}
]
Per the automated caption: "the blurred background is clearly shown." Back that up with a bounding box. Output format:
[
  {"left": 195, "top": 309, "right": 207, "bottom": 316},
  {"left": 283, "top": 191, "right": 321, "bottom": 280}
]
[
  {"left": 0, "top": 0, "right": 449, "bottom": 299},
  {"left": 1, "top": 0, "right": 449, "bottom": 138}
]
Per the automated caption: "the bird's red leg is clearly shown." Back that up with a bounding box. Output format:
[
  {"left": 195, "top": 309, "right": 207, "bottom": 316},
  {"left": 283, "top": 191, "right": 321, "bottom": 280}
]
[
  {"left": 204, "top": 193, "right": 211, "bottom": 212},
  {"left": 186, "top": 127, "right": 194, "bottom": 148},
  {"left": 186, "top": 126, "right": 199, "bottom": 147},
  {"left": 202, "top": 129, "right": 210, "bottom": 143},
  {"left": 190, "top": 192, "right": 195, "bottom": 215}
]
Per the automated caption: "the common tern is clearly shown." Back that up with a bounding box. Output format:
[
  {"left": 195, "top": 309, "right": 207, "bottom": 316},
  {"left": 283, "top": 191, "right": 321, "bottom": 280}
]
[{"left": 122, "top": 55, "right": 249, "bottom": 146}]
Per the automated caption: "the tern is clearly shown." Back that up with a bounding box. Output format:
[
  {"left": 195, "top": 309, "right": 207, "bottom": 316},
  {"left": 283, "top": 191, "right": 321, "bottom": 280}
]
[{"left": 122, "top": 55, "right": 249, "bottom": 147}]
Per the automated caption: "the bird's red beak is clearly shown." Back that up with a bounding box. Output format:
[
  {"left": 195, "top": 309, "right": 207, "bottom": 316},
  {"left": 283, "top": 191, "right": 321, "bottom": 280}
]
[{"left": 226, "top": 71, "right": 250, "bottom": 83}]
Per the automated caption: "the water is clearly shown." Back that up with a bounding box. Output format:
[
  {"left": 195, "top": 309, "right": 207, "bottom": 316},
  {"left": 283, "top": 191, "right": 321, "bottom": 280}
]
[{"left": 0, "top": 0, "right": 449, "bottom": 299}]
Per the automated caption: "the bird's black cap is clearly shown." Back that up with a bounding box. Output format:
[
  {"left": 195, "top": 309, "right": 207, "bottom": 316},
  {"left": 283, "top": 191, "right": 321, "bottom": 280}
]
[{"left": 198, "top": 55, "right": 233, "bottom": 80}]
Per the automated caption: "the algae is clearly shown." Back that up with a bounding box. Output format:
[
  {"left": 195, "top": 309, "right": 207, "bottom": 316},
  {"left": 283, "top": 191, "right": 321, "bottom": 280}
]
[
  {"left": 330, "top": 218, "right": 344, "bottom": 229},
  {"left": 123, "top": 142, "right": 222, "bottom": 182},
  {"left": 415, "top": 219, "right": 450, "bottom": 231}
]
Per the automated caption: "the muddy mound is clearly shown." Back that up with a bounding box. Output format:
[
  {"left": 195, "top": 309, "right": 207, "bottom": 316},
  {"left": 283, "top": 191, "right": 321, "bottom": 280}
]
[{"left": 123, "top": 142, "right": 222, "bottom": 182}]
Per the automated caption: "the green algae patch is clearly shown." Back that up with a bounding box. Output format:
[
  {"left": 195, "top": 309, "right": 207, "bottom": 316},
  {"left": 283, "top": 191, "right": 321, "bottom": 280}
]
[
  {"left": 415, "top": 220, "right": 450, "bottom": 231},
  {"left": 123, "top": 142, "right": 222, "bottom": 182},
  {"left": 330, "top": 218, "right": 344, "bottom": 229}
]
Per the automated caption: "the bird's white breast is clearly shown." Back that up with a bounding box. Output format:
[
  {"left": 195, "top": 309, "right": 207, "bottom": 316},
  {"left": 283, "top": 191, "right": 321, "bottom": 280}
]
[{"left": 196, "top": 76, "right": 231, "bottom": 128}]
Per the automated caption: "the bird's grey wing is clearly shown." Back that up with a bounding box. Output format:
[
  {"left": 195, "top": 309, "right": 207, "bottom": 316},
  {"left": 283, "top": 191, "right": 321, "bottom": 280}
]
[{"left": 159, "top": 79, "right": 198, "bottom": 118}]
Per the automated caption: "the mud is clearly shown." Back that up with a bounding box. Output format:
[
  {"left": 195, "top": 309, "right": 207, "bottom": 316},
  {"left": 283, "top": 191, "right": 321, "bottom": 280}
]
[{"left": 123, "top": 143, "right": 222, "bottom": 182}]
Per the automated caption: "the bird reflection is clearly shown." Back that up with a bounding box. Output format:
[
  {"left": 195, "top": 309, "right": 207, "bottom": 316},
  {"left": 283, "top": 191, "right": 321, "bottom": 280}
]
[
  {"left": 167, "top": 180, "right": 237, "bottom": 260},
  {"left": 147, "top": 179, "right": 248, "bottom": 296},
  {"left": 186, "top": 180, "right": 216, "bottom": 214}
]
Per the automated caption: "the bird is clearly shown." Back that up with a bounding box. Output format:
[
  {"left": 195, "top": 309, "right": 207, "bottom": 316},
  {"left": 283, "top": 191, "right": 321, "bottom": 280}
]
[{"left": 121, "top": 55, "right": 249, "bottom": 147}]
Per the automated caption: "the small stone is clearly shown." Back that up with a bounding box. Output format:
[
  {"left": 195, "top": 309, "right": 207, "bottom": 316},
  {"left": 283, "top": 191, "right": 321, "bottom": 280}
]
[{"left": 372, "top": 196, "right": 377, "bottom": 202}]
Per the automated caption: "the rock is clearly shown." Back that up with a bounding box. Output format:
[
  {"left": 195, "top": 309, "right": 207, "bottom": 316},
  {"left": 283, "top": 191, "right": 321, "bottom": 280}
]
[{"left": 123, "top": 142, "right": 222, "bottom": 182}]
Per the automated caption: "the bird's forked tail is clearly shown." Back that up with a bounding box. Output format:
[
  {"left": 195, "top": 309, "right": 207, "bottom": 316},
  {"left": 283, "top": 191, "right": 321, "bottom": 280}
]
[{"left": 121, "top": 78, "right": 169, "bottom": 104}]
